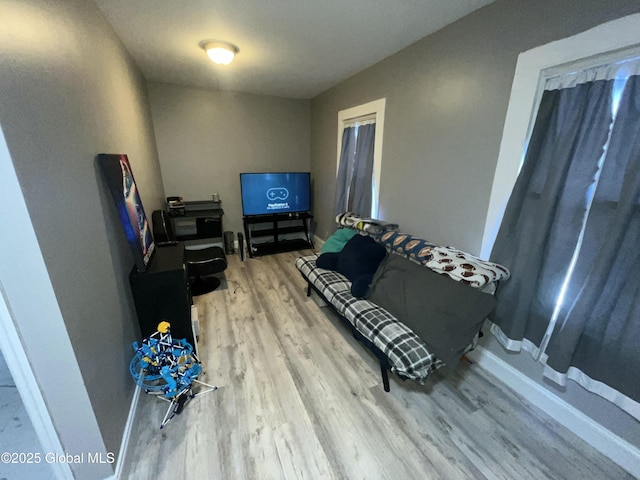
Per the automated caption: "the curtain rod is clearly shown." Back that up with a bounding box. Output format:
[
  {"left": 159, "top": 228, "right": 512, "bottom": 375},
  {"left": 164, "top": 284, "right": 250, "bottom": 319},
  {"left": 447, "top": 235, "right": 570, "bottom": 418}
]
[{"left": 343, "top": 113, "right": 377, "bottom": 127}]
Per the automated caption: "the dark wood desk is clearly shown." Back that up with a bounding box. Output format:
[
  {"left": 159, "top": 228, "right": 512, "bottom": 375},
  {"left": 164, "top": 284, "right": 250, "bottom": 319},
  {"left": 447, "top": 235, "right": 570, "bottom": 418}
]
[{"left": 170, "top": 200, "right": 224, "bottom": 246}]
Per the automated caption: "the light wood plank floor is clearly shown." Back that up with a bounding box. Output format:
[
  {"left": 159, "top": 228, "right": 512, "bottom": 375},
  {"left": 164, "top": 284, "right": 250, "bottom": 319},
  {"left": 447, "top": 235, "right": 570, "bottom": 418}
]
[{"left": 121, "top": 251, "right": 633, "bottom": 480}]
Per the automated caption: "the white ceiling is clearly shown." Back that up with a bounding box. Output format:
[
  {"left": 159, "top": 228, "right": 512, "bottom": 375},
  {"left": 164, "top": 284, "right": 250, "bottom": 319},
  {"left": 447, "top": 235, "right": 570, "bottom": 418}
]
[{"left": 94, "top": 0, "right": 493, "bottom": 99}]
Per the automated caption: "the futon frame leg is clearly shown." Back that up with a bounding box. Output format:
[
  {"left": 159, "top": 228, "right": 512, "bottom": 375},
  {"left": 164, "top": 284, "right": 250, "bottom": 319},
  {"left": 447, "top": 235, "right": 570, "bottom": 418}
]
[
  {"left": 380, "top": 363, "right": 390, "bottom": 392},
  {"left": 307, "top": 279, "right": 391, "bottom": 392}
]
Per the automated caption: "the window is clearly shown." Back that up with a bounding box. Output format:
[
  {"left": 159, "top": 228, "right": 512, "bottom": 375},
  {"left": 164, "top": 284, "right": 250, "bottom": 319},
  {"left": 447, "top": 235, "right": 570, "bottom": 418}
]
[
  {"left": 335, "top": 98, "right": 385, "bottom": 218},
  {"left": 480, "top": 13, "right": 640, "bottom": 260},
  {"left": 483, "top": 14, "right": 640, "bottom": 420}
]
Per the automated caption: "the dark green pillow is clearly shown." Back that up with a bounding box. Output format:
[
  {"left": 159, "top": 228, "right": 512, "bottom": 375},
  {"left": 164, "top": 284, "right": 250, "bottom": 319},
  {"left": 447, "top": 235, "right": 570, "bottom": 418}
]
[{"left": 321, "top": 228, "right": 357, "bottom": 253}]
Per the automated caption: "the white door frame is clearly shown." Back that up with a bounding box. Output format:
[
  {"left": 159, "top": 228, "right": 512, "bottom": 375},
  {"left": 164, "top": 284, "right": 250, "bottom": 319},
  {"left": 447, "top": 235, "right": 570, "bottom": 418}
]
[{"left": 0, "top": 128, "right": 73, "bottom": 479}]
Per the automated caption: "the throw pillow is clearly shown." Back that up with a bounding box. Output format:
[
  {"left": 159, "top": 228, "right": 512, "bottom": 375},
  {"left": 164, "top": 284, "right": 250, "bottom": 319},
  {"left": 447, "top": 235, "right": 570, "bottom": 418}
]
[
  {"left": 316, "top": 252, "right": 339, "bottom": 270},
  {"left": 368, "top": 254, "right": 497, "bottom": 373},
  {"left": 336, "top": 234, "right": 387, "bottom": 284}
]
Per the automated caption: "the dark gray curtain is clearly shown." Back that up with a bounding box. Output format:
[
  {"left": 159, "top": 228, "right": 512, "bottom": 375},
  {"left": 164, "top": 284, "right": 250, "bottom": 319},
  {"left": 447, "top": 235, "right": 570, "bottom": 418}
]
[
  {"left": 544, "top": 75, "right": 640, "bottom": 403},
  {"left": 490, "top": 79, "right": 614, "bottom": 348},
  {"left": 334, "top": 122, "right": 376, "bottom": 216}
]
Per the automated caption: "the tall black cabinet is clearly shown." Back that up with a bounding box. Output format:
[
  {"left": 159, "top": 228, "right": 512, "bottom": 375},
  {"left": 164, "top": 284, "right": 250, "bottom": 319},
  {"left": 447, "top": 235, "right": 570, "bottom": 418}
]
[{"left": 129, "top": 244, "right": 195, "bottom": 346}]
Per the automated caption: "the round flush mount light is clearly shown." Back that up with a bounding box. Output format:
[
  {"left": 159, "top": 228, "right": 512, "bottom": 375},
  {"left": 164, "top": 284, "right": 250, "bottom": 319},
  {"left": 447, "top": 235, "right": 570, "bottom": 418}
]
[{"left": 200, "top": 40, "right": 239, "bottom": 65}]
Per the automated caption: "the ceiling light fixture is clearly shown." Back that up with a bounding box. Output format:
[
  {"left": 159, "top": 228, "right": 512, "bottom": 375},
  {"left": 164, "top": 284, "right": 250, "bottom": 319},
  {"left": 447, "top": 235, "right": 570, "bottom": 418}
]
[{"left": 200, "top": 40, "right": 239, "bottom": 65}]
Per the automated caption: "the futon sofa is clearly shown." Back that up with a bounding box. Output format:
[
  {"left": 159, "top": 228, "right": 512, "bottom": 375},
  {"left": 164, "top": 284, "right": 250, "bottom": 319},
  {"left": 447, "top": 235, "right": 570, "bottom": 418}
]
[{"left": 295, "top": 213, "right": 510, "bottom": 391}]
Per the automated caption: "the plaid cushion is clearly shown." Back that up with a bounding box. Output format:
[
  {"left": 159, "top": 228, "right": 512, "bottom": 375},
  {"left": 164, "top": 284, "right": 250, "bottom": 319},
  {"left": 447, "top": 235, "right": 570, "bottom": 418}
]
[
  {"left": 295, "top": 255, "right": 444, "bottom": 381},
  {"left": 296, "top": 255, "right": 351, "bottom": 303}
]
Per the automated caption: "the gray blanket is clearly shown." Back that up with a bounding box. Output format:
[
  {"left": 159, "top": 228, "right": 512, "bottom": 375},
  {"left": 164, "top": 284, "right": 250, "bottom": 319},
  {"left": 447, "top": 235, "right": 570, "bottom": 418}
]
[{"left": 368, "top": 254, "right": 497, "bottom": 372}]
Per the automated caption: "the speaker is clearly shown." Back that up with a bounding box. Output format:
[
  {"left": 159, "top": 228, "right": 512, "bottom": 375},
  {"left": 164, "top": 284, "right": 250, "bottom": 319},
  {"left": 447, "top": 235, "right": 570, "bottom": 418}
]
[
  {"left": 224, "top": 231, "right": 234, "bottom": 254},
  {"left": 238, "top": 232, "right": 245, "bottom": 261}
]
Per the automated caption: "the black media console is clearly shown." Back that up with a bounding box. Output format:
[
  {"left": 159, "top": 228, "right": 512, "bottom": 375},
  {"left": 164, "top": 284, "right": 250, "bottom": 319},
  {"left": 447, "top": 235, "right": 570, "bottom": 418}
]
[
  {"left": 243, "top": 212, "right": 314, "bottom": 258},
  {"left": 129, "top": 244, "right": 196, "bottom": 347}
]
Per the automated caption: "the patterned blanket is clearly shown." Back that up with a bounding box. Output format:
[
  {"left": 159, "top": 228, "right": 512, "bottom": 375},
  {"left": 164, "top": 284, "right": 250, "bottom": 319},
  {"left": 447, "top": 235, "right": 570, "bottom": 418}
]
[
  {"left": 335, "top": 213, "right": 510, "bottom": 289},
  {"left": 373, "top": 230, "right": 510, "bottom": 289}
]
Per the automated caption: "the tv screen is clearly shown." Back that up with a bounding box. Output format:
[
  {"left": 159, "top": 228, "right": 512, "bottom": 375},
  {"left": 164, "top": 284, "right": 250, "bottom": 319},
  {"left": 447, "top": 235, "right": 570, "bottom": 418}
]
[
  {"left": 98, "top": 153, "right": 155, "bottom": 272},
  {"left": 240, "top": 172, "right": 311, "bottom": 216}
]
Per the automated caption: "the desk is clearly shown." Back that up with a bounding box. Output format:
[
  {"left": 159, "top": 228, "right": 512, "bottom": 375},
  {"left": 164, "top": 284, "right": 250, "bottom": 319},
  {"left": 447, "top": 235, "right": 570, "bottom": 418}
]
[{"left": 170, "top": 200, "right": 224, "bottom": 247}]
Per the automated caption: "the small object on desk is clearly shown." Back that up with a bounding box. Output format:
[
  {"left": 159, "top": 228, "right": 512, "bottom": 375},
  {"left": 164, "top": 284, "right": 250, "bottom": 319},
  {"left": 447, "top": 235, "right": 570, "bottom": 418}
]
[
  {"left": 167, "top": 196, "right": 185, "bottom": 216},
  {"left": 212, "top": 192, "right": 220, "bottom": 203}
]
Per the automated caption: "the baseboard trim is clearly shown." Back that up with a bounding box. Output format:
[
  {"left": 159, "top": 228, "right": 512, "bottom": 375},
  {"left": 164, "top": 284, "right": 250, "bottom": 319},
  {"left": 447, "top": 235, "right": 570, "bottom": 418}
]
[
  {"left": 111, "top": 384, "right": 141, "bottom": 479},
  {"left": 467, "top": 346, "right": 640, "bottom": 478}
]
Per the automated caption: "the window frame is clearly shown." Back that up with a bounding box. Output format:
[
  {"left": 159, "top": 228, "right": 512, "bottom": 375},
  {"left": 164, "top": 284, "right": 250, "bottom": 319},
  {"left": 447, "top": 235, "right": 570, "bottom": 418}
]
[
  {"left": 480, "top": 13, "right": 640, "bottom": 260},
  {"left": 336, "top": 98, "right": 386, "bottom": 218}
]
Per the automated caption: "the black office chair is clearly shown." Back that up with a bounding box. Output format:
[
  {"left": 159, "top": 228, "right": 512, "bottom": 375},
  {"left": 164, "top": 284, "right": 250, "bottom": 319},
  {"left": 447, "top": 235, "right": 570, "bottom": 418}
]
[{"left": 152, "top": 210, "right": 227, "bottom": 296}]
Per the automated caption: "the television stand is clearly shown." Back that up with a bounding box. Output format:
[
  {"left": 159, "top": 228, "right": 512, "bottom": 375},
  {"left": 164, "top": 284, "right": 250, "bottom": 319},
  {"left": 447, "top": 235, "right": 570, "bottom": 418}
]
[{"left": 243, "top": 212, "right": 314, "bottom": 258}]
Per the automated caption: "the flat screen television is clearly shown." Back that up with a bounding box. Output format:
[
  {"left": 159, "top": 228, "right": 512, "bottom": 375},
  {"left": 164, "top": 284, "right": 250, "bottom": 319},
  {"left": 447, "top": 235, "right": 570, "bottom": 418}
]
[
  {"left": 240, "top": 172, "right": 311, "bottom": 216},
  {"left": 98, "top": 153, "right": 155, "bottom": 272}
]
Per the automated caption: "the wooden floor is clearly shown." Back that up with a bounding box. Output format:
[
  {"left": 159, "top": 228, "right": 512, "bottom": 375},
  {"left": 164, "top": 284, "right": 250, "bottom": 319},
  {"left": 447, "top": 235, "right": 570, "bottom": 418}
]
[{"left": 121, "top": 251, "right": 633, "bottom": 480}]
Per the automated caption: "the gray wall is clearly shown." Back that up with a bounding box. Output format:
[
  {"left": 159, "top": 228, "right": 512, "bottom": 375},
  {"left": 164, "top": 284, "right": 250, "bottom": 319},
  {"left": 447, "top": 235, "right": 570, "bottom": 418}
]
[
  {"left": 0, "top": 0, "right": 164, "bottom": 469},
  {"left": 2, "top": 0, "right": 638, "bottom": 470},
  {"left": 311, "top": 0, "right": 640, "bottom": 253},
  {"left": 147, "top": 82, "right": 311, "bottom": 237},
  {"left": 310, "top": 0, "right": 640, "bottom": 445}
]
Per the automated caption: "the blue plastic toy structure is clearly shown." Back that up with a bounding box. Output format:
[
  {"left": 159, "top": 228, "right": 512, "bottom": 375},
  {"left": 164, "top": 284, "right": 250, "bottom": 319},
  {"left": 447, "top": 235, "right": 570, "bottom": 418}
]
[{"left": 130, "top": 322, "right": 217, "bottom": 428}]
